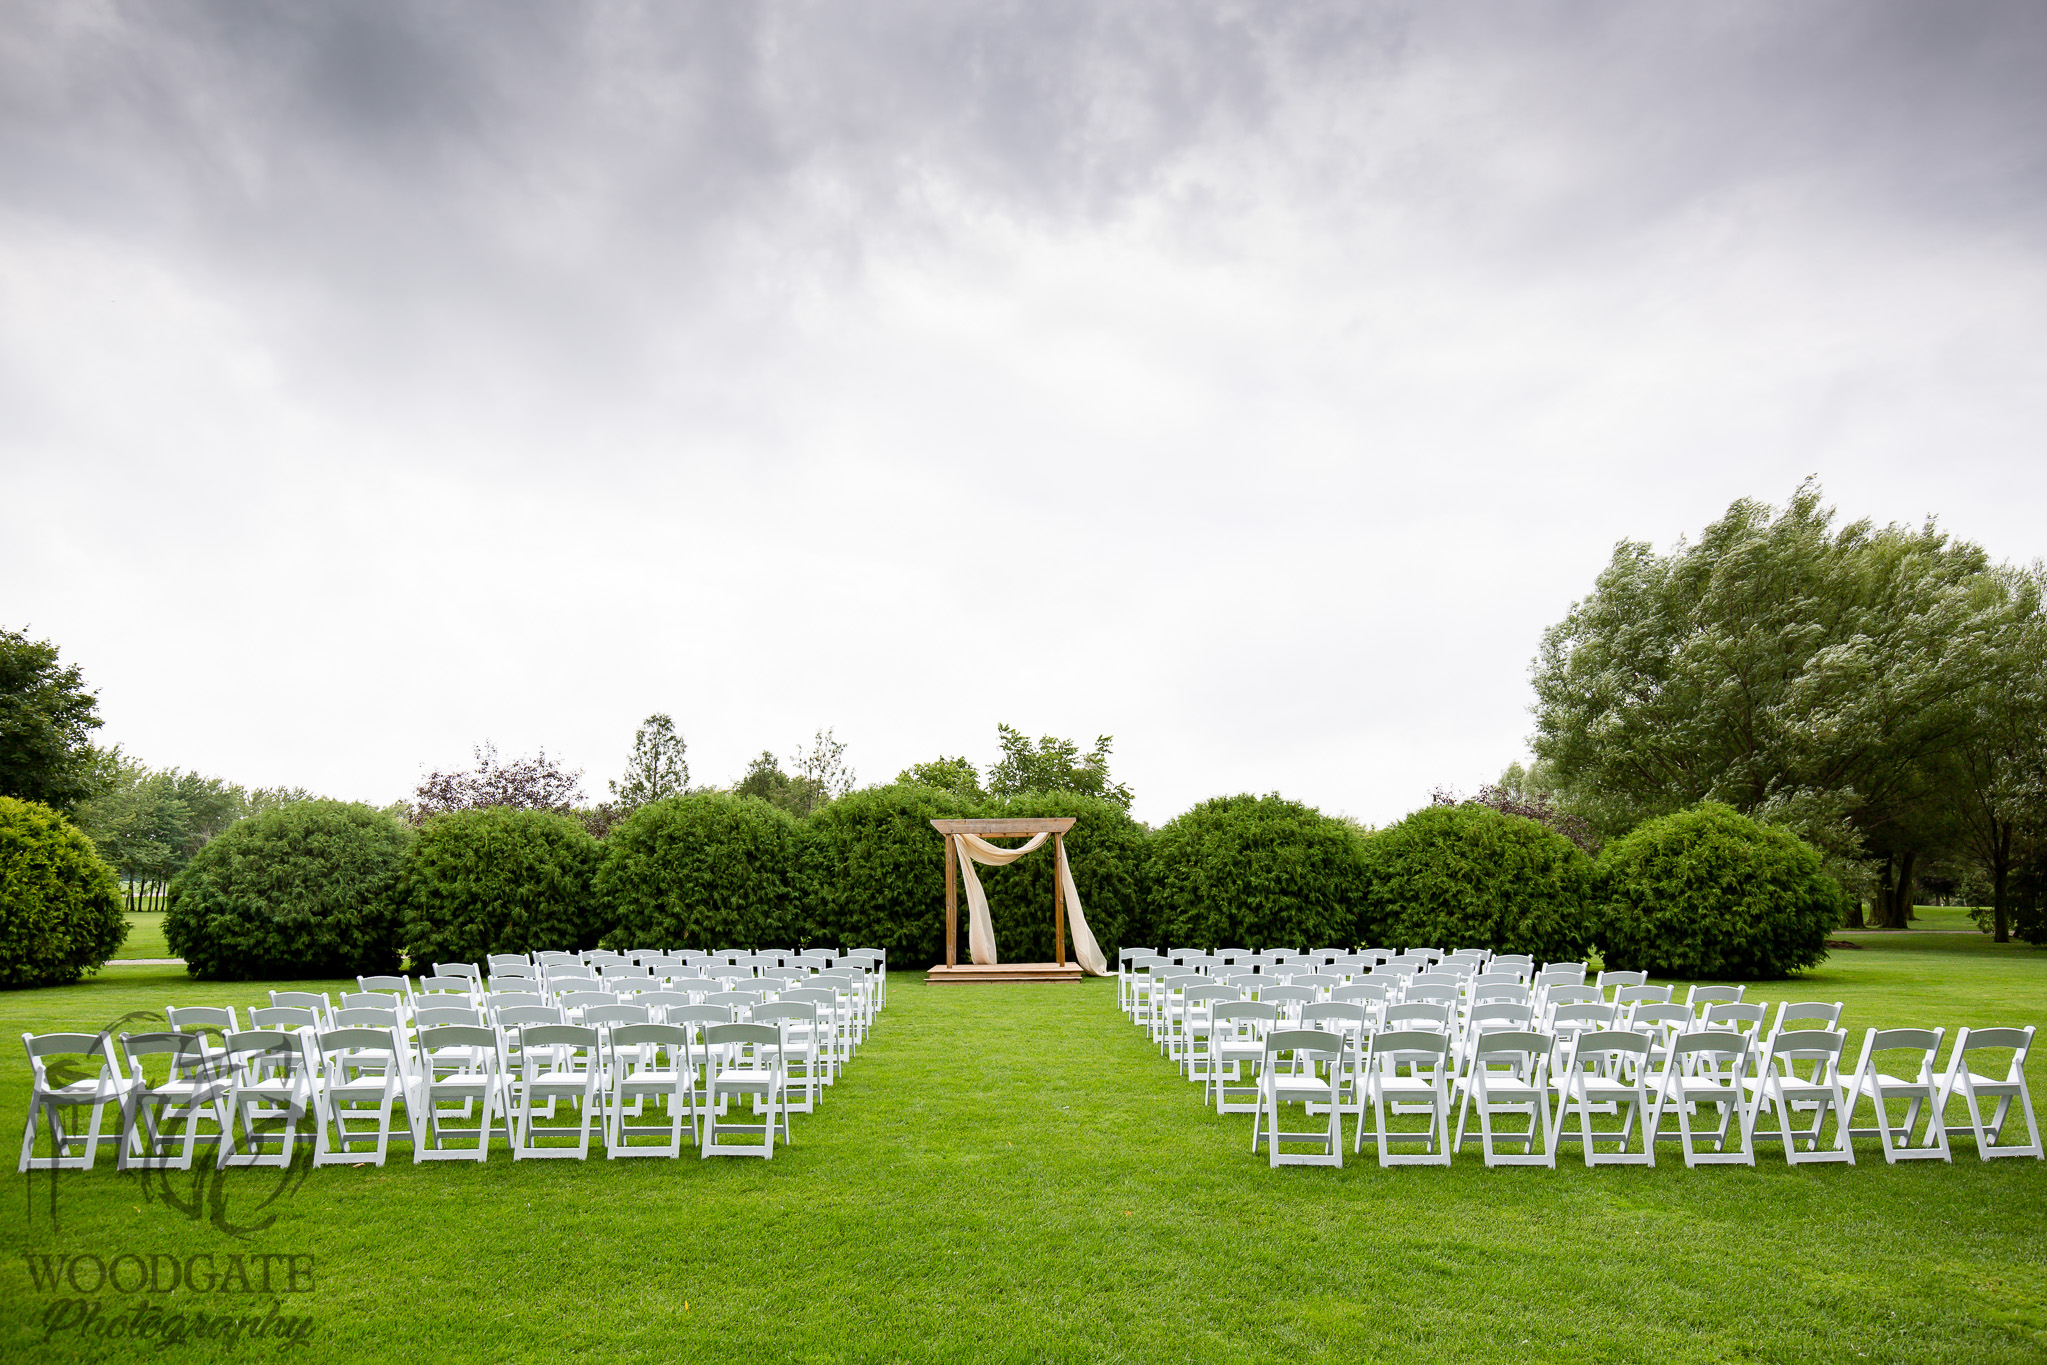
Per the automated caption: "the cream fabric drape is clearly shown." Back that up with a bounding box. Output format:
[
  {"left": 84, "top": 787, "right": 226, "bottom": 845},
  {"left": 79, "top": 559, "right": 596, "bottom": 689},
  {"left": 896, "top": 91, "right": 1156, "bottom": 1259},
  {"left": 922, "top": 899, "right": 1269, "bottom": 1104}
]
[{"left": 954, "top": 832, "right": 1110, "bottom": 976}]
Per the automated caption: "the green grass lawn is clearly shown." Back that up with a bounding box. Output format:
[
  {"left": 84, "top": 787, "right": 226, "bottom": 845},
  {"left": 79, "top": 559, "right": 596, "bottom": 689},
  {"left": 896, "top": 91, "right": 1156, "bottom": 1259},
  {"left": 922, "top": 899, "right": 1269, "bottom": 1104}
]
[
  {"left": 112, "top": 912, "right": 170, "bottom": 960},
  {"left": 7, "top": 935, "right": 2046, "bottom": 1363},
  {"left": 1847, "top": 903, "right": 1987, "bottom": 933}
]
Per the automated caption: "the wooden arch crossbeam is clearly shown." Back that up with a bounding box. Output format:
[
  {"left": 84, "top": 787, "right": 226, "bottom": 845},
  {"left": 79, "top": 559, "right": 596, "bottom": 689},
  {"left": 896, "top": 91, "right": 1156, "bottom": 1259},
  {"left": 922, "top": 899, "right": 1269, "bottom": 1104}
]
[{"left": 930, "top": 818, "right": 1077, "bottom": 975}]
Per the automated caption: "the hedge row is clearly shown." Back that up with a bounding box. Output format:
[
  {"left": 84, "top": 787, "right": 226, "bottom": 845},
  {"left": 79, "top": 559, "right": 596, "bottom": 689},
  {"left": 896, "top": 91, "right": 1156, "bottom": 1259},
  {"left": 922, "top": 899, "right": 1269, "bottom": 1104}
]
[
  {"left": 125, "top": 790, "right": 1840, "bottom": 982},
  {"left": 0, "top": 796, "right": 127, "bottom": 987}
]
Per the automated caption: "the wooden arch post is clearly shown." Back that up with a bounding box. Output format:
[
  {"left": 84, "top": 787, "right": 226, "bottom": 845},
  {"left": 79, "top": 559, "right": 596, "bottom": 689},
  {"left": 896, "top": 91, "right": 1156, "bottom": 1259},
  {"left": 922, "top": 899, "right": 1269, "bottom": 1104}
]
[{"left": 926, "top": 817, "right": 1082, "bottom": 984}]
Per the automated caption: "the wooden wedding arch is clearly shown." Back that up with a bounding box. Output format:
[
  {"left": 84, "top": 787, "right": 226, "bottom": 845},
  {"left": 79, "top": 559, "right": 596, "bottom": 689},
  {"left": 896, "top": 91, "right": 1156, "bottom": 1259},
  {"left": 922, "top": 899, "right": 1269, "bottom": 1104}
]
[{"left": 924, "top": 817, "right": 1085, "bottom": 984}]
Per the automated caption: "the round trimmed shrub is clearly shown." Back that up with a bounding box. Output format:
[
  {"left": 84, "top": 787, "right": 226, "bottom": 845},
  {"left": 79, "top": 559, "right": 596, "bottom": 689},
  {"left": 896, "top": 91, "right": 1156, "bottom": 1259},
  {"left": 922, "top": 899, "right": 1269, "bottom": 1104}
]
[
  {"left": 975, "top": 792, "right": 1149, "bottom": 964},
  {"left": 596, "top": 793, "right": 799, "bottom": 950},
  {"left": 164, "top": 800, "right": 412, "bottom": 981},
  {"left": 1359, "top": 804, "right": 1597, "bottom": 959},
  {"left": 0, "top": 796, "right": 126, "bottom": 987},
  {"left": 1148, "top": 794, "right": 1369, "bottom": 950},
  {"left": 1596, "top": 802, "right": 1842, "bottom": 979},
  {"left": 399, "top": 807, "right": 604, "bottom": 965},
  {"left": 794, "top": 784, "right": 978, "bottom": 963}
]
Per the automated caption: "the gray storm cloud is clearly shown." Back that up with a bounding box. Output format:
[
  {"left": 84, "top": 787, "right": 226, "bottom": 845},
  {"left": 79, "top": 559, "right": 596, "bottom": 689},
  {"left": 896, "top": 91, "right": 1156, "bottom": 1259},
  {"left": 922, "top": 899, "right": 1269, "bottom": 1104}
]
[
  {"left": 3, "top": 1, "right": 2044, "bottom": 818},
  {"left": 10, "top": 3, "right": 2044, "bottom": 294}
]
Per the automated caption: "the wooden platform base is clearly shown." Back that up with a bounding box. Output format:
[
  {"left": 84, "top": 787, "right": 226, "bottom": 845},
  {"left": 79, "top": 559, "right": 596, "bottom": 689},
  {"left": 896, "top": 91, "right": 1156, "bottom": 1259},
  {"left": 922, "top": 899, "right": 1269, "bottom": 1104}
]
[{"left": 925, "top": 962, "right": 1085, "bottom": 984}]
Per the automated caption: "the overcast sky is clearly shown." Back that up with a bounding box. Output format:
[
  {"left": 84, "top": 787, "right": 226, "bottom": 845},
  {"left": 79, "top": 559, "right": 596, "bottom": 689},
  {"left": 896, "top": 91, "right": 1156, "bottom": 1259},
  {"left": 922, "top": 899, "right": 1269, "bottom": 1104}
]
[{"left": 5, "top": 1, "right": 2045, "bottom": 826}]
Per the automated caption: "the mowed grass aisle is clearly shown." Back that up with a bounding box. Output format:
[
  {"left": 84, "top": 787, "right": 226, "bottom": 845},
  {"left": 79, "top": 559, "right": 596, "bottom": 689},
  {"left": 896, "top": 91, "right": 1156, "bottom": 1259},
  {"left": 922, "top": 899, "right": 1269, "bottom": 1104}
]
[{"left": 3, "top": 938, "right": 2045, "bottom": 1364}]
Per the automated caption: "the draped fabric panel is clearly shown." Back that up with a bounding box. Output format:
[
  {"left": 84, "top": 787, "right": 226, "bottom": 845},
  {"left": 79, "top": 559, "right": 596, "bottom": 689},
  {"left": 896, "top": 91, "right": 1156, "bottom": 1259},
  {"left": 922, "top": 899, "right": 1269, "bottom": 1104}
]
[{"left": 954, "top": 832, "right": 1110, "bottom": 976}]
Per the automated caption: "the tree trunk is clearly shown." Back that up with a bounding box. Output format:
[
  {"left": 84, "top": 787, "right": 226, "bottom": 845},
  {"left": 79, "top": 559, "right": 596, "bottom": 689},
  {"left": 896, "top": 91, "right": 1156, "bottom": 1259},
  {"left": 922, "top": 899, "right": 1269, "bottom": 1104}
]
[
  {"left": 1993, "top": 823, "right": 2012, "bottom": 944},
  {"left": 1842, "top": 896, "right": 1865, "bottom": 929},
  {"left": 1876, "top": 850, "right": 1918, "bottom": 929}
]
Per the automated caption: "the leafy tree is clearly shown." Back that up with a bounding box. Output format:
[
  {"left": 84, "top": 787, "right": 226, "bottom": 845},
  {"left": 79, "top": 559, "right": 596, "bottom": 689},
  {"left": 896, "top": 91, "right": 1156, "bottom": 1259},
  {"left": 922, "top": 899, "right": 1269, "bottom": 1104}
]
[
  {"left": 733, "top": 729, "right": 854, "bottom": 819},
  {"left": 596, "top": 793, "right": 800, "bottom": 949},
  {"left": 74, "top": 758, "right": 254, "bottom": 910},
  {"left": 0, "top": 628, "right": 105, "bottom": 813},
  {"left": 1363, "top": 804, "right": 1598, "bottom": 959},
  {"left": 164, "top": 800, "right": 413, "bottom": 980},
  {"left": 787, "top": 728, "right": 854, "bottom": 817},
  {"left": 1434, "top": 777, "right": 1598, "bottom": 854},
  {"left": 986, "top": 724, "right": 1132, "bottom": 810},
  {"left": 399, "top": 806, "right": 605, "bottom": 963},
  {"left": 796, "top": 783, "right": 980, "bottom": 963},
  {"left": 610, "top": 713, "right": 689, "bottom": 812},
  {"left": 1148, "top": 794, "right": 1367, "bottom": 950},
  {"left": 244, "top": 786, "right": 320, "bottom": 819},
  {"left": 1944, "top": 566, "right": 2047, "bottom": 942},
  {"left": 412, "top": 742, "right": 584, "bottom": 822},
  {"left": 896, "top": 756, "right": 986, "bottom": 803},
  {"left": 0, "top": 796, "right": 127, "bottom": 987},
  {"left": 1596, "top": 803, "right": 1844, "bottom": 979},
  {"left": 735, "top": 750, "right": 795, "bottom": 807},
  {"left": 1532, "top": 482, "right": 2003, "bottom": 924}
]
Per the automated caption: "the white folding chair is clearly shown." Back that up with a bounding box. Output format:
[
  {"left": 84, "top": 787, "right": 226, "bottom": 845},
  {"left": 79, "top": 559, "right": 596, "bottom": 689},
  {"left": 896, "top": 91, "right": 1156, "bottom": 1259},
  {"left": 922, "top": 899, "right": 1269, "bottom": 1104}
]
[
  {"left": 1652, "top": 1033, "right": 1755, "bottom": 1167},
  {"left": 217, "top": 1031, "right": 313, "bottom": 1169},
  {"left": 116, "top": 1032, "right": 226, "bottom": 1171},
  {"left": 511, "top": 1024, "right": 603, "bottom": 1160},
  {"left": 166, "top": 1005, "right": 241, "bottom": 1078},
  {"left": 1612, "top": 985, "right": 1673, "bottom": 1014},
  {"left": 752, "top": 1003, "right": 824, "bottom": 1114},
  {"left": 1301, "top": 1002, "right": 1370, "bottom": 1120},
  {"left": 701, "top": 1022, "right": 790, "bottom": 1158},
  {"left": 1177, "top": 984, "right": 1242, "bottom": 1082},
  {"left": 1595, "top": 969, "right": 1647, "bottom": 1001},
  {"left": 412, "top": 1024, "right": 505, "bottom": 1162},
  {"left": 312, "top": 1027, "right": 410, "bottom": 1167},
  {"left": 1250, "top": 1029, "right": 1347, "bottom": 1168},
  {"left": 1751, "top": 1027, "right": 1854, "bottom": 1165},
  {"left": 1359, "top": 1030, "right": 1453, "bottom": 1165},
  {"left": 1454, "top": 1030, "right": 1555, "bottom": 1167},
  {"left": 267, "top": 991, "right": 334, "bottom": 1027},
  {"left": 1684, "top": 984, "right": 1745, "bottom": 1023},
  {"left": 1931, "top": 1026, "right": 2040, "bottom": 1161},
  {"left": 1209, "top": 1002, "right": 1279, "bottom": 1113},
  {"left": 1552, "top": 1030, "right": 1656, "bottom": 1167},
  {"left": 1844, "top": 1027, "right": 1951, "bottom": 1163},
  {"left": 19, "top": 1032, "right": 130, "bottom": 1172},
  {"left": 605, "top": 1023, "right": 696, "bottom": 1158}
]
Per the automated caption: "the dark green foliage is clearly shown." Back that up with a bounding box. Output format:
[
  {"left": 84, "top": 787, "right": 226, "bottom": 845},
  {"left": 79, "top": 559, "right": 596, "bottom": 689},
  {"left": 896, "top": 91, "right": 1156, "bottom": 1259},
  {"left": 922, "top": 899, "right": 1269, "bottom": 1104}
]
[
  {"left": 976, "top": 792, "right": 1149, "bottom": 962},
  {"left": 895, "top": 756, "right": 985, "bottom": 803},
  {"left": 596, "top": 792, "right": 799, "bottom": 950},
  {"left": 0, "top": 796, "right": 126, "bottom": 987},
  {"left": 399, "top": 807, "right": 604, "bottom": 965},
  {"left": 164, "top": 800, "right": 413, "bottom": 980},
  {"left": 1360, "top": 804, "right": 1598, "bottom": 959},
  {"left": 0, "top": 629, "right": 104, "bottom": 813},
  {"left": 1596, "top": 802, "right": 1844, "bottom": 979},
  {"left": 796, "top": 784, "right": 979, "bottom": 963},
  {"left": 1147, "top": 794, "right": 1368, "bottom": 950},
  {"left": 988, "top": 724, "right": 1133, "bottom": 809}
]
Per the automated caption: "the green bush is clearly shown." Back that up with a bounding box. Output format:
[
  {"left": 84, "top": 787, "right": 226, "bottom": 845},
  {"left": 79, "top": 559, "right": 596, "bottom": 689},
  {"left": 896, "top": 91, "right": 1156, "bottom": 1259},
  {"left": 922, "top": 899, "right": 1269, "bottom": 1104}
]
[
  {"left": 1147, "top": 794, "right": 1369, "bottom": 950},
  {"left": 399, "top": 807, "right": 604, "bottom": 965},
  {"left": 796, "top": 783, "right": 978, "bottom": 964},
  {"left": 164, "top": 800, "right": 413, "bottom": 980},
  {"left": 974, "top": 792, "right": 1149, "bottom": 963},
  {"left": 1360, "top": 804, "right": 1598, "bottom": 960},
  {"left": 596, "top": 792, "right": 800, "bottom": 950},
  {"left": 1596, "top": 802, "right": 1843, "bottom": 979},
  {"left": 0, "top": 796, "right": 126, "bottom": 987}
]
